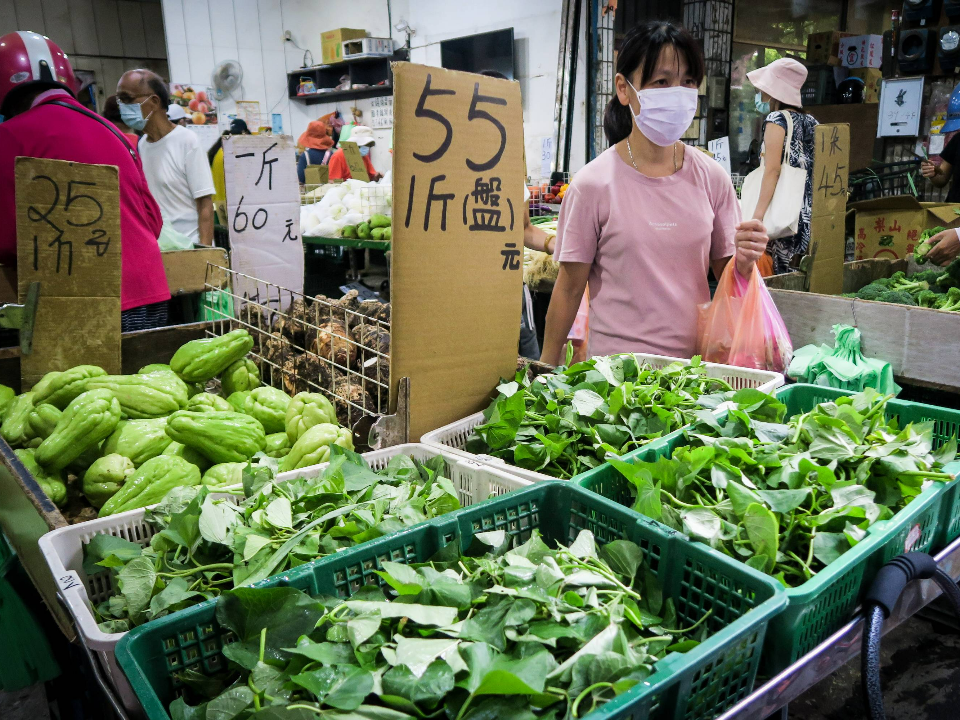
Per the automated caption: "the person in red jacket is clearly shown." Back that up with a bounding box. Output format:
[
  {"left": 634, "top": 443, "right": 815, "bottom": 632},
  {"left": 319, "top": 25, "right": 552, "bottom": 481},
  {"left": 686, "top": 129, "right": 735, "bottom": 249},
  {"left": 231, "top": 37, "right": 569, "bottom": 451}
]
[{"left": 0, "top": 31, "right": 171, "bottom": 331}]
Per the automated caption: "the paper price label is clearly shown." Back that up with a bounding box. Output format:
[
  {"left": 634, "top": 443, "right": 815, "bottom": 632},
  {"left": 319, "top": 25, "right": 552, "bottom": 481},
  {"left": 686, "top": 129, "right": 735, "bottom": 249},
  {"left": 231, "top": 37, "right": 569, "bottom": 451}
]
[{"left": 904, "top": 523, "right": 922, "bottom": 553}]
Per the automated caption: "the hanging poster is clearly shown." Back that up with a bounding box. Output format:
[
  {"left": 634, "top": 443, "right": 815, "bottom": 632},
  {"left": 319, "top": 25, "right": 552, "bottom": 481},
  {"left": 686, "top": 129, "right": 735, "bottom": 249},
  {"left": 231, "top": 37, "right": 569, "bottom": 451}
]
[
  {"left": 878, "top": 77, "right": 924, "bottom": 138},
  {"left": 223, "top": 135, "right": 303, "bottom": 304},
  {"left": 170, "top": 83, "right": 218, "bottom": 126}
]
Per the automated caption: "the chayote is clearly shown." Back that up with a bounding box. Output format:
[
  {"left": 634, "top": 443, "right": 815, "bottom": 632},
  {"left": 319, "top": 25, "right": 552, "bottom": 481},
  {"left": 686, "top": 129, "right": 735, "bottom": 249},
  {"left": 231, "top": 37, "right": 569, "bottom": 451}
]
[
  {"left": 165, "top": 410, "right": 266, "bottom": 463},
  {"left": 99, "top": 455, "right": 201, "bottom": 516},
  {"left": 1, "top": 392, "right": 35, "bottom": 446},
  {"left": 186, "top": 393, "right": 234, "bottom": 413},
  {"left": 102, "top": 419, "right": 173, "bottom": 466},
  {"left": 138, "top": 364, "right": 172, "bottom": 374},
  {"left": 220, "top": 358, "right": 261, "bottom": 396},
  {"left": 202, "top": 462, "right": 247, "bottom": 488},
  {"left": 264, "top": 431, "right": 291, "bottom": 458},
  {"left": 278, "top": 423, "right": 353, "bottom": 472},
  {"left": 285, "top": 392, "right": 337, "bottom": 443},
  {"left": 30, "top": 371, "right": 62, "bottom": 398},
  {"left": 15, "top": 448, "right": 67, "bottom": 507},
  {"left": 162, "top": 441, "right": 212, "bottom": 472},
  {"left": 36, "top": 389, "right": 121, "bottom": 471},
  {"left": 32, "top": 365, "right": 107, "bottom": 409},
  {"left": 227, "top": 391, "right": 251, "bottom": 412},
  {"left": 28, "top": 403, "right": 62, "bottom": 440},
  {"left": 0, "top": 384, "right": 16, "bottom": 419},
  {"left": 170, "top": 329, "right": 254, "bottom": 383},
  {"left": 86, "top": 373, "right": 189, "bottom": 419},
  {"left": 242, "top": 386, "right": 291, "bottom": 435},
  {"left": 82, "top": 453, "right": 135, "bottom": 508}
]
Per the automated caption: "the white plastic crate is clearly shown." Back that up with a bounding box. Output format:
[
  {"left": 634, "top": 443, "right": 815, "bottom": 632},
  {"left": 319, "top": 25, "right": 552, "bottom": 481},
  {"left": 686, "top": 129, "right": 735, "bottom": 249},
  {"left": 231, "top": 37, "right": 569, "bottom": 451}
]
[
  {"left": 37, "top": 444, "right": 530, "bottom": 717},
  {"left": 420, "top": 352, "right": 784, "bottom": 484}
]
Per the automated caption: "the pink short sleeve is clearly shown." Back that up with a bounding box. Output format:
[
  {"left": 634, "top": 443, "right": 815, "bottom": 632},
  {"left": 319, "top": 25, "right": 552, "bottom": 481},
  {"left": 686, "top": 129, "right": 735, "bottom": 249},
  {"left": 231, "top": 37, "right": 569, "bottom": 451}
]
[
  {"left": 555, "top": 183, "right": 600, "bottom": 264},
  {"left": 709, "top": 173, "right": 740, "bottom": 261}
]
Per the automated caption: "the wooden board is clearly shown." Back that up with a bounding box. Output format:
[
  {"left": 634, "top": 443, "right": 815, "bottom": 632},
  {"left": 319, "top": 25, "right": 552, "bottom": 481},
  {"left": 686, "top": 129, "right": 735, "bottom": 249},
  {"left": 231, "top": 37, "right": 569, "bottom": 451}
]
[
  {"left": 15, "top": 157, "right": 122, "bottom": 388},
  {"left": 391, "top": 63, "right": 524, "bottom": 438},
  {"left": 807, "top": 103, "right": 880, "bottom": 171},
  {"left": 162, "top": 248, "right": 230, "bottom": 296},
  {"left": 770, "top": 289, "right": 960, "bottom": 390}
]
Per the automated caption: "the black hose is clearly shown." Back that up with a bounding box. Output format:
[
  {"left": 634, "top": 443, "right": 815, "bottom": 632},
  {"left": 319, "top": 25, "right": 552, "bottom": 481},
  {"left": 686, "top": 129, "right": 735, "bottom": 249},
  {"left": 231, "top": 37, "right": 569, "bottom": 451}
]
[{"left": 861, "top": 552, "right": 960, "bottom": 720}]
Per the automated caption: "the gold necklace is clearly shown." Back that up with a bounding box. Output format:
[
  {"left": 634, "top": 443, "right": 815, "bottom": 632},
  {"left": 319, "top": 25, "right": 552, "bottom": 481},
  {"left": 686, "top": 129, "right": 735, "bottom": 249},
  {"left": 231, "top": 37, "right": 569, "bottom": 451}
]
[{"left": 626, "top": 137, "right": 679, "bottom": 173}]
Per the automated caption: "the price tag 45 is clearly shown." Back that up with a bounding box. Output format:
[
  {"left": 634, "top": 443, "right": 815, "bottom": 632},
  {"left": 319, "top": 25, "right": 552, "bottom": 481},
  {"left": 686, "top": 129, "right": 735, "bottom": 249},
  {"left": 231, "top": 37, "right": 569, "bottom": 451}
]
[{"left": 57, "top": 570, "right": 83, "bottom": 594}]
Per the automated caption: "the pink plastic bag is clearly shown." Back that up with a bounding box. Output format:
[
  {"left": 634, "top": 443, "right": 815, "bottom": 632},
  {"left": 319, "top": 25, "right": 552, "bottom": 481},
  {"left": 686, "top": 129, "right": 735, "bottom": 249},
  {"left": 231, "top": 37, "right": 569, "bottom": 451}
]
[{"left": 698, "top": 263, "right": 792, "bottom": 373}]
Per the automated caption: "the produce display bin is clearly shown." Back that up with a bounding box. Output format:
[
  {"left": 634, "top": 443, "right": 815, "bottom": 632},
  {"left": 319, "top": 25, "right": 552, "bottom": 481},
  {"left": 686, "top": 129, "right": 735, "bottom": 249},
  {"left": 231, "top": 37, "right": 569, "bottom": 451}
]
[
  {"left": 115, "top": 482, "right": 786, "bottom": 720},
  {"left": 37, "top": 444, "right": 531, "bottom": 716},
  {"left": 420, "top": 353, "right": 784, "bottom": 484},
  {"left": 577, "top": 383, "right": 960, "bottom": 674}
]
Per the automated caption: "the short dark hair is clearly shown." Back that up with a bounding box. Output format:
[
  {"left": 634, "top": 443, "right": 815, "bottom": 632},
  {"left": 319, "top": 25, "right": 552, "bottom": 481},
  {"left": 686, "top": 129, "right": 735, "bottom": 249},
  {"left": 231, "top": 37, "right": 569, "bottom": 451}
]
[
  {"left": 603, "top": 22, "right": 704, "bottom": 146},
  {"left": 102, "top": 94, "right": 122, "bottom": 123},
  {"left": 131, "top": 69, "right": 170, "bottom": 108}
]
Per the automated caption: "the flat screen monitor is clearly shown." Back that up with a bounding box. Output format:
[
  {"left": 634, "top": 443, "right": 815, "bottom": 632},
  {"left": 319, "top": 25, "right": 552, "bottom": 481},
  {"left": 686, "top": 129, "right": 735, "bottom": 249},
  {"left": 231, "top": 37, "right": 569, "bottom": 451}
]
[{"left": 440, "top": 28, "right": 515, "bottom": 80}]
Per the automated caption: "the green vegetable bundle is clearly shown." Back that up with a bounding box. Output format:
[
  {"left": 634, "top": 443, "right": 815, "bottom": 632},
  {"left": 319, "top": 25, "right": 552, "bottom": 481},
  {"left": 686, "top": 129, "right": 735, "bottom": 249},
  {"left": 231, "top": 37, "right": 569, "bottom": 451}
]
[
  {"left": 854, "top": 268, "right": 960, "bottom": 309},
  {"left": 466, "top": 355, "right": 732, "bottom": 479},
  {"left": 85, "top": 447, "right": 462, "bottom": 631},
  {"left": 609, "top": 389, "right": 958, "bottom": 587},
  {"left": 914, "top": 226, "right": 946, "bottom": 264},
  {"left": 167, "top": 528, "right": 706, "bottom": 720}
]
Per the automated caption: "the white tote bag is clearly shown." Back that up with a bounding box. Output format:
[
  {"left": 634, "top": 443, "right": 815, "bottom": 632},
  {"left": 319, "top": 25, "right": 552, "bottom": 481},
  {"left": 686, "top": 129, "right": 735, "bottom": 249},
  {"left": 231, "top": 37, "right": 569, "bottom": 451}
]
[{"left": 740, "top": 111, "right": 807, "bottom": 239}]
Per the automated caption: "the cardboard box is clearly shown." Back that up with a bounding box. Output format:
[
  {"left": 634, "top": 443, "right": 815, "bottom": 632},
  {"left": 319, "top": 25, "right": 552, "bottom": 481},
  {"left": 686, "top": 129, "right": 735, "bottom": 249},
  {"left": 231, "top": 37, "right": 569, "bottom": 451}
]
[
  {"left": 807, "top": 31, "right": 853, "bottom": 65},
  {"left": 850, "top": 196, "right": 960, "bottom": 260},
  {"left": 321, "top": 28, "right": 366, "bottom": 64},
  {"left": 840, "top": 35, "right": 883, "bottom": 68},
  {"left": 851, "top": 68, "right": 882, "bottom": 103}
]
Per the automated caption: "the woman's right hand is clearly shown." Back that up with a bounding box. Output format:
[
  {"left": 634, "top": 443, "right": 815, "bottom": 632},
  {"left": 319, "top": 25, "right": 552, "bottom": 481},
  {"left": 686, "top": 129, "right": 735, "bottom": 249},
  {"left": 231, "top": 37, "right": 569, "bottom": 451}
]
[
  {"left": 921, "top": 160, "right": 937, "bottom": 179},
  {"left": 734, "top": 219, "right": 769, "bottom": 275}
]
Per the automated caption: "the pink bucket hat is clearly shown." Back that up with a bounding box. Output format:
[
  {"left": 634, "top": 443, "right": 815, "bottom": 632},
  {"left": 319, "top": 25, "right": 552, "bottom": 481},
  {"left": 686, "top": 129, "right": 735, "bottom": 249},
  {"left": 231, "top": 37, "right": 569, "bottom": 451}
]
[{"left": 747, "top": 58, "right": 807, "bottom": 108}]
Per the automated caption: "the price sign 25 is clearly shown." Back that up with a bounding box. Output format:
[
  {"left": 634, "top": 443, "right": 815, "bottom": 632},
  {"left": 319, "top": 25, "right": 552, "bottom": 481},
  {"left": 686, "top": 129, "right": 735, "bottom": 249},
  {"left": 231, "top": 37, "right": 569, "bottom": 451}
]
[{"left": 15, "top": 157, "right": 121, "bottom": 298}]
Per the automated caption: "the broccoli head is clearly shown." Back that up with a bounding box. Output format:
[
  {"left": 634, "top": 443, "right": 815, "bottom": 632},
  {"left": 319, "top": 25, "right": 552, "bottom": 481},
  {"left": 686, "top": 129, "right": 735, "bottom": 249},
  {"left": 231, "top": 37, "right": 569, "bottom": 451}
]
[
  {"left": 871, "top": 277, "right": 894, "bottom": 289},
  {"left": 917, "top": 290, "right": 943, "bottom": 308},
  {"left": 910, "top": 269, "right": 945, "bottom": 285},
  {"left": 856, "top": 283, "right": 887, "bottom": 301},
  {"left": 919, "top": 225, "right": 947, "bottom": 242},
  {"left": 936, "top": 287, "right": 960, "bottom": 311},
  {"left": 841, "top": 292, "right": 858, "bottom": 298},
  {"left": 890, "top": 271, "right": 908, "bottom": 285},
  {"left": 914, "top": 239, "right": 935, "bottom": 265},
  {"left": 938, "top": 257, "right": 960, "bottom": 291},
  {"left": 878, "top": 290, "right": 918, "bottom": 305}
]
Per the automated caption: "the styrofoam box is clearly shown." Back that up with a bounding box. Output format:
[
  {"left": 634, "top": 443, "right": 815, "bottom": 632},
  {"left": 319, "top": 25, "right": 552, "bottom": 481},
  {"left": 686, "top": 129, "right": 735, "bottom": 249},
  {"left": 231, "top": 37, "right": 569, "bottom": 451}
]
[
  {"left": 38, "top": 444, "right": 531, "bottom": 717},
  {"left": 420, "top": 352, "right": 784, "bottom": 485}
]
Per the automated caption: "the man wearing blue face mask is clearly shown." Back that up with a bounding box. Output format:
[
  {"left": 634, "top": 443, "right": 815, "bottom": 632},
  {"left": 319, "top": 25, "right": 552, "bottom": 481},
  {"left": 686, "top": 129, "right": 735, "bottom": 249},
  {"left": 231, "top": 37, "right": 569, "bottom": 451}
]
[
  {"left": 327, "top": 125, "right": 382, "bottom": 181},
  {"left": 118, "top": 69, "right": 215, "bottom": 246}
]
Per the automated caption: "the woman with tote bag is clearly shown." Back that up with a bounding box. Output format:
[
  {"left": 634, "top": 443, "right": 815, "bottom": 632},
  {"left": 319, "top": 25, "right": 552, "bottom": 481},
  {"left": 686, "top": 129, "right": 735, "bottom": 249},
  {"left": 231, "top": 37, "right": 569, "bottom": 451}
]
[{"left": 741, "top": 58, "right": 819, "bottom": 275}]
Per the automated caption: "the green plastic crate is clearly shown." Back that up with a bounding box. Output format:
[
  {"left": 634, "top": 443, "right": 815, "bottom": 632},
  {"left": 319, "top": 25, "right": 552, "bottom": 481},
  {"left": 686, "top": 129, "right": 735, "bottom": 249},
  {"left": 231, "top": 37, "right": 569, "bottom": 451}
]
[
  {"left": 577, "top": 384, "right": 960, "bottom": 674},
  {"left": 115, "top": 482, "right": 785, "bottom": 720}
]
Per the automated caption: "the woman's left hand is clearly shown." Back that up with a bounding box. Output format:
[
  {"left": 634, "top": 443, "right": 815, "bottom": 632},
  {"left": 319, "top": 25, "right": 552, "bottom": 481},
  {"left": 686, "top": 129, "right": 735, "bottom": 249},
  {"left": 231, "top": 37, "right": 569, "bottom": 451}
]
[{"left": 735, "top": 219, "right": 769, "bottom": 275}]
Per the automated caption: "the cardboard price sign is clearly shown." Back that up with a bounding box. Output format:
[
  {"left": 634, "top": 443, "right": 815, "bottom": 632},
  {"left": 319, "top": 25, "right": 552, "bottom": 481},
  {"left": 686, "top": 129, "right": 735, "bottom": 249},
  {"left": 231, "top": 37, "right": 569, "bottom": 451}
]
[
  {"left": 808, "top": 124, "right": 850, "bottom": 295},
  {"left": 15, "top": 157, "right": 121, "bottom": 386},
  {"left": 304, "top": 165, "right": 329, "bottom": 185},
  {"left": 392, "top": 63, "right": 524, "bottom": 438},
  {"left": 340, "top": 141, "right": 370, "bottom": 182},
  {"left": 224, "top": 135, "right": 303, "bottom": 304}
]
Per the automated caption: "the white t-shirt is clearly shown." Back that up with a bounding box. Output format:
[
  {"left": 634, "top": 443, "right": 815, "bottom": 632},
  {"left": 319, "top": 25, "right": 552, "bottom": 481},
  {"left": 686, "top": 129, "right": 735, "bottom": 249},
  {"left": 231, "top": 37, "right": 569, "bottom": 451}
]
[{"left": 139, "top": 126, "right": 215, "bottom": 241}]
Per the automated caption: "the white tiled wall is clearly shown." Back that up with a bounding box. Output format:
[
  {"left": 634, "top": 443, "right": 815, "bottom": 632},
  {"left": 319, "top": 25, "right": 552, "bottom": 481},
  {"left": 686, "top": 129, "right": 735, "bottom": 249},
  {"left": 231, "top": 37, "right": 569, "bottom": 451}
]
[{"left": 0, "top": 0, "right": 170, "bottom": 109}]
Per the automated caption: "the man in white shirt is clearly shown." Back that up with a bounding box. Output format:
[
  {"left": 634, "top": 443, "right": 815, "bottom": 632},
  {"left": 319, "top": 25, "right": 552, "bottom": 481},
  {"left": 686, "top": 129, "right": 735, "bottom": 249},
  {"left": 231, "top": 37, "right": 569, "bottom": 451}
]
[{"left": 117, "top": 69, "right": 214, "bottom": 245}]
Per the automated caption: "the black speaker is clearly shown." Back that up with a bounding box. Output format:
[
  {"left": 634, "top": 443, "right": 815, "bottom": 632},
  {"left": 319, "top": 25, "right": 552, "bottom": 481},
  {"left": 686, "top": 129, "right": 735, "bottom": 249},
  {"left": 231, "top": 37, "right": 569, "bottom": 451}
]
[
  {"left": 903, "top": 0, "right": 943, "bottom": 24},
  {"left": 947, "top": 0, "right": 960, "bottom": 21},
  {"left": 940, "top": 26, "right": 960, "bottom": 71},
  {"left": 899, "top": 28, "right": 937, "bottom": 73}
]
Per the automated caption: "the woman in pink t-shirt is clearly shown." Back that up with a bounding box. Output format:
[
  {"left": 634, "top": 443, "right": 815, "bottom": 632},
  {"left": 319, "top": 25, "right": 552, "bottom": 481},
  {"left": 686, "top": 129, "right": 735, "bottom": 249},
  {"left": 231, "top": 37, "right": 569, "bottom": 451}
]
[{"left": 541, "top": 21, "right": 768, "bottom": 364}]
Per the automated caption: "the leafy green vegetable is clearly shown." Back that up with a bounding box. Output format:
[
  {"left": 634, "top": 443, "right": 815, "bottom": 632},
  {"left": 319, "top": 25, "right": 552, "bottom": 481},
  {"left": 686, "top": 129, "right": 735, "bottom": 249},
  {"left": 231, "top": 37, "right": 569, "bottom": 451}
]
[
  {"left": 610, "top": 388, "right": 958, "bottom": 587},
  {"left": 467, "top": 355, "right": 734, "bottom": 479},
  {"left": 87, "top": 447, "right": 461, "bottom": 630},
  {"left": 170, "top": 530, "right": 711, "bottom": 720}
]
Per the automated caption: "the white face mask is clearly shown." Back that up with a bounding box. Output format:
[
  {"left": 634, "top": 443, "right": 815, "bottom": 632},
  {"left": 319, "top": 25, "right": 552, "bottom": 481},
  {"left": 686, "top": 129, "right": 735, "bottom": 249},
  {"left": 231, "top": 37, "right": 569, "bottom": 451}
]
[{"left": 626, "top": 81, "right": 699, "bottom": 147}]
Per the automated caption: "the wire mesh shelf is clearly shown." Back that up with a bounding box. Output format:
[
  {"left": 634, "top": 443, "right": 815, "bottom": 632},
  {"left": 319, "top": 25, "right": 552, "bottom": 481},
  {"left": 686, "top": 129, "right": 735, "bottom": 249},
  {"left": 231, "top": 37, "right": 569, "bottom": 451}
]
[
  {"left": 848, "top": 160, "right": 924, "bottom": 203},
  {"left": 202, "top": 264, "right": 390, "bottom": 431}
]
